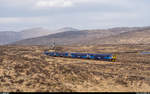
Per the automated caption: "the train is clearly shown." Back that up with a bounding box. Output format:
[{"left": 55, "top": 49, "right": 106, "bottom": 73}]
[{"left": 44, "top": 51, "right": 116, "bottom": 62}]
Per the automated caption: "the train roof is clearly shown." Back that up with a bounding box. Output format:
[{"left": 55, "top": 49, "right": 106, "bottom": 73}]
[
  {"left": 71, "top": 53, "right": 112, "bottom": 56},
  {"left": 45, "top": 51, "right": 112, "bottom": 56},
  {"left": 88, "top": 53, "right": 112, "bottom": 55}
]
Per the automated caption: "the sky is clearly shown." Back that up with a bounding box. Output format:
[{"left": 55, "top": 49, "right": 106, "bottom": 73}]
[{"left": 0, "top": 0, "right": 150, "bottom": 31}]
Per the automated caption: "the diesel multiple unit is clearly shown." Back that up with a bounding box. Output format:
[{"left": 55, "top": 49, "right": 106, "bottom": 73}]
[{"left": 44, "top": 51, "right": 116, "bottom": 62}]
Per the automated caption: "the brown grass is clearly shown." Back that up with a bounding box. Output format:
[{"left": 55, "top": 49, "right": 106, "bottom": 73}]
[{"left": 0, "top": 44, "right": 150, "bottom": 92}]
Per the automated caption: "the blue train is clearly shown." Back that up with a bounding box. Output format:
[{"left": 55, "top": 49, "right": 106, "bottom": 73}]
[{"left": 44, "top": 51, "right": 116, "bottom": 62}]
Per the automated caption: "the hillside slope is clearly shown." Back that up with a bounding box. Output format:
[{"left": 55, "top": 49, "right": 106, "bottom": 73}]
[
  {"left": 12, "top": 29, "right": 119, "bottom": 45},
  {"left": 0, "top": 28, "right": 52, "bottom": 45},
  {"left": 93, "top": 28, "right": 150, "bottom": 45},
  {"left": 19, "top": 27, "right": 52, "bottom": 39},
  {"left": 0, "top": 27, "right": 80, "bottom": 45},
  {"left": 0, "top": 31, "right": 22, "bottom": 45},
  {"left": 11, "top": 26, "right": 150, "bottom": 45}
]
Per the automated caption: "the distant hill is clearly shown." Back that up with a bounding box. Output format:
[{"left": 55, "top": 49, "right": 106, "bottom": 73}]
[
  {"left": 56, "top": 27, "right": 79, "bottom": 32},
  {"left": 92, "top": 27, "right": 150, "bottom": 45},
  {"left": 0, "top": 27, "right": 77, "bottom": 45},
  {"left": 0, "top": 31, "right": 22, "bottom": 45},
  {"left": 0, "top": 27, "right": 52, "bottom": 45},
  {"left": 11, "top": 27, "right": 133, "bottom": 45},
  {"left": 19, "top": 27, "right": 52, "bottom": 39},
  {"left": 8, "top": 26, "right": 150, "bottom": 46},
  {"left": 19, "top": 27, "right": 79, "bottom": 39}
]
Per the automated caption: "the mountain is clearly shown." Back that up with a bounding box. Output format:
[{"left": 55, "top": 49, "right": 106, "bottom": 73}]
[
  {"left": 19, "top": 27, "right": 79, "bottom": 39},
  {"left": 56, "top": 27, "right": 79, "bottom": 32},
  {"left": 19, "top": 27, "right": 52, "bottom": 39},
  {"left": 0, "top": 27, "right": 80, "bottom": 45},
  {"left": 0, "top": 31, "right": 22, "bottom": 45},
  {"left": 11, "top": 26, "right": 150, "bottom": 46},
  {"left": 0, "top": 27, "right": 52, "bottom": 45},
  {"left": 92, "top": 27, "right": 150, "bottom": 45},
  {"left": 11, "top": 27, "right": 132, "bottom": 45}
]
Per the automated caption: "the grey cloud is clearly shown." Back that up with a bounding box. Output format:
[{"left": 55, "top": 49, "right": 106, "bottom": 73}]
[{"left": 0, "top": 0, "right": 150, "bottom": 31}]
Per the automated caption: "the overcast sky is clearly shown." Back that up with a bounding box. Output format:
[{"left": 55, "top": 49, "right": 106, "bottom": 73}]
[{"left": 0, "top": 0, "right": 150, "bottom": 31}]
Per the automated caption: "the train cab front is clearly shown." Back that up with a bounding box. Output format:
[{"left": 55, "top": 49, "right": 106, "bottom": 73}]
[{"left": 111, "top": 55, "right": 117, "bottom": 62}]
